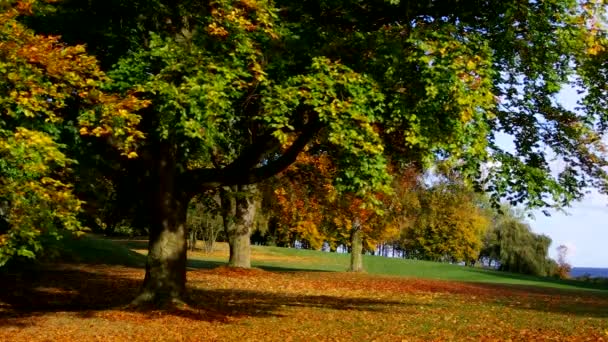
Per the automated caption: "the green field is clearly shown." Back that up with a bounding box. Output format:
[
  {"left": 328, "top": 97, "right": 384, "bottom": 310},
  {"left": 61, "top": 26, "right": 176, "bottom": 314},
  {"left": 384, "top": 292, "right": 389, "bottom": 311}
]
[{"left": 64, "top": 234, "right": 607, "bottom": 292}]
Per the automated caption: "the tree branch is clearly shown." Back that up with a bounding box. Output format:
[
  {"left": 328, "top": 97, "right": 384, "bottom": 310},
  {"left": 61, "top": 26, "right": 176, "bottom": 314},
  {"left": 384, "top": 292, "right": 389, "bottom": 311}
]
[{"left": 182, "top": 118, "right": 321, "bottom": 194}]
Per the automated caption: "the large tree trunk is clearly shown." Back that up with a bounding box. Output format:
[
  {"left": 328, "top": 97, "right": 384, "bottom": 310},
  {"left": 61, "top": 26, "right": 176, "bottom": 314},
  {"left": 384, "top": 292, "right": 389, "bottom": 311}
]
[
  {"left": 220, "top": 185, "right": 257, "bottom": 268},
  {"left": 133, "top": 143, "right": 190, "bottom": 306},
  {"left": 349, "top": 220, "right": 364, "bottom": 272}
]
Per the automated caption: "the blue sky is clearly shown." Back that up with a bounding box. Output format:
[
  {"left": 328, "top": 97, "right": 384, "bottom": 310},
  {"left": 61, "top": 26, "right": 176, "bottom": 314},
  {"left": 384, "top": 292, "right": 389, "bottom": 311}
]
[
  {"left": 504, "top": 86, "right": 608, "bottom": 268},
  {"left": 530, "top": 192, "right": 607, "bottom": 268}
]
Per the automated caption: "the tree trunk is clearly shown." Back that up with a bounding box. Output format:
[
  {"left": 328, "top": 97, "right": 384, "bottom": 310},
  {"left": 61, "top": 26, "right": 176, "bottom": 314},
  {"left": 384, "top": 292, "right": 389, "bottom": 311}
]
[
  {"left": 203, "top": 219, "right": 217, "bottom": 253},
  {"left": 221, "top": 185, "right": 256, "bottom": 268},
  {"left": 349, "top": 220, "right": 364, "bottom": 272},
  {"left": 189, "top": 230, "right": 197, "bottom": 251},
  {"left": 133, "top": 143, "right": 189, "bottom": 306}
]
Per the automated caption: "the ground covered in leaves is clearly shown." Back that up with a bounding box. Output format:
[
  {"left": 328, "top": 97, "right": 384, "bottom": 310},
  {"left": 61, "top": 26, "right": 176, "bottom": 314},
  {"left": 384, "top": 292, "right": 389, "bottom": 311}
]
[{"left": 2, "top": 261, "right": 608, "bottom": 341}]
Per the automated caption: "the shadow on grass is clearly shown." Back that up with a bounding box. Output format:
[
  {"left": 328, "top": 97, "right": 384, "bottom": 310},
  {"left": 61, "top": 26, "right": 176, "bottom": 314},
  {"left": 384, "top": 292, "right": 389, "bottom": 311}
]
[
  {"left": 0, "top": 264, "right": 416, "bottom": 328},
  {"left": 254, "top": 264, "right": 334, "bottom": 273},
  {"left": 186, "top": 258, "right": 335, "bottom": 273},
  {"left": 187, "top": 259, "right": 225, "bottom": 269},
  {"left": 108, "top": 238, "right": 148, "bottom": 251},
  {"left": 108, "top": 238, "right": 334, "bottom": 273},
  {"left": 56, "top": 234, "right": 335, "bottom": 273},
  {"left": 1, "top": 263, "right": 608, "bottom": 329},
  {"left": 55, "top": 234, "right": 147, "bottom": 268}
]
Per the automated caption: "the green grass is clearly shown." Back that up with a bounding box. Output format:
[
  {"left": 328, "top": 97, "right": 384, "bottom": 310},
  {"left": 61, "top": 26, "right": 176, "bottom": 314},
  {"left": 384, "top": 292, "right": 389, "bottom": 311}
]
[
  {"left": 362, "top": 254, "right": 608, "bottom": 291},
  {"left": 228, "top": 245, "right": 608, "bottom": 293},
  {"left": 54, "top": 234, "right": 146, "bottom": 267},
  {"left": 57, "top": 234, "right": 607, "bottom": 293}
]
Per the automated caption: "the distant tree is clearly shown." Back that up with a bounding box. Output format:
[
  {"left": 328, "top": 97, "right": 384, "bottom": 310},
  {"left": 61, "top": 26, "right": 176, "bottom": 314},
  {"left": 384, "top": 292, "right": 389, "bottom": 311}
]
[
  {"left": 400, "top": 180, "right": 490, "bottom": 264},
  {"left": 555, "top": 244, "right": 572, "bottom": 279},
  {"left": 186, "top": 194, "right": 223, "bottom": 253},
  {"left": 479, "top": 208, "right": 556, "bottom": 276},
  {"left": 270, "top": 152, "right": 332, "bottom": 251},
  {"left": 270, "top": 152, "right": 422, "bottom": 271},
  {"left": 271, "top": 151, "right": 388, "bottom": 272}
]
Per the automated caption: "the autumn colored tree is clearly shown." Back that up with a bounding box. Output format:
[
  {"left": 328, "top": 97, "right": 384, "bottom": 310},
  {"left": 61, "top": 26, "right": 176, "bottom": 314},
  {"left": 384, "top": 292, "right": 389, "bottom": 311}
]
[
  {"left": 271, "top": 152, "right": 355, "bottom": 268},
  {"left": 271, "top": 152, "right": 337, "bottom": 250},
  {"left": 0, "top": 1, "right": 145, "bottom": 266},
  {"left": 555, "top": 244, "right": 572, "bottom": 279},
  {"left": 27, "top": 0, "right": 608, "bottom": 304},
  {"left": 340, "top": 165, "right": 422, "bottom": 271},
  {"left": 271, "top": 151, "right": 419, "bottom": 271},
  {"left": 399, "top": 180, "right": 490, "bottom": 263}
]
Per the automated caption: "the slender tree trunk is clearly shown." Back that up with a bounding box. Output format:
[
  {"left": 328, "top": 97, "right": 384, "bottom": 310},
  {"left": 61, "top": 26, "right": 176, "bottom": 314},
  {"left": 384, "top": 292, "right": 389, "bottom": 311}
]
[
  {"left": 133, "top": 143, "right": 190, "bottom": 305},
  {"left": 189, "top": 230, "right": 196, "bottom": 251},
  {"left": 221, "top": 185, "right": 256, "bottom": 268},
  {"left": 349, "top": 220, "right": 364, "bottom": 272},
  {"left": 203, "top": 219, "right": 217, "bottom": 253}
]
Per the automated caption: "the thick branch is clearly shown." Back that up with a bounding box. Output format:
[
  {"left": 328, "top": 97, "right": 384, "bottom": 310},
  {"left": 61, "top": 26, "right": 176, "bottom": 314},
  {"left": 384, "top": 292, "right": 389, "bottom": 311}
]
[
  {"left": 243, "top": 121, "right": 321, "bottom": 184},
  {"left": 183, "top": 119, "right": 321, "bottom": 193},
  {"left": 219, "top": 131, "right": 282, "bottom": 172}
]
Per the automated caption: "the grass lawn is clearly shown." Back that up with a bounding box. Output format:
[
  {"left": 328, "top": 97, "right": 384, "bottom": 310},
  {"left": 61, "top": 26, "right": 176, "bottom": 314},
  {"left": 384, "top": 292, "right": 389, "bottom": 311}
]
[{"left": 1, "top": 234, "right": 607, "bottom": 341}]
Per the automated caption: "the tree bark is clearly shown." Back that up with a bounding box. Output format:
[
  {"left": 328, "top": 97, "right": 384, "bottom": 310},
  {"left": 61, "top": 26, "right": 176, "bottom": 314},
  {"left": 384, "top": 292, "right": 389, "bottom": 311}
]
[
  {"left": 132, "top": 143, "right": 190, "bottom": 306},
  {"left": 221, "top": 185, "right": 256, "bottom": 268},
  {"left": 349, "top": 220, "right": 364, "bottom": 272}
]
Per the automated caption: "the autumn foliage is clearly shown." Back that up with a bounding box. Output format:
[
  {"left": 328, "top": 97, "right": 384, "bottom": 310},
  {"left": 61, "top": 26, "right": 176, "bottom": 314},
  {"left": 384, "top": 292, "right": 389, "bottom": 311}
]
[
  {"left": 271, "top": 152, "right": 407, "bottom": 253},
  {"left": 0, "top": 0, "right": 147, "bottom": 265},
  {"left": 400, "top": 181, "right": 490, "bottom": 263},
  {"left": 270, "top": 151, "right": 491, "bottom": 265}
]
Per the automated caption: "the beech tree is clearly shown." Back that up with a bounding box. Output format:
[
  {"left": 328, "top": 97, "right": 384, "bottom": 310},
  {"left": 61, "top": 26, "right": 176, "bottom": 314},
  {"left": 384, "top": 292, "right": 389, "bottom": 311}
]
[{"left": 25, "top": 0, "right": 608, "bottom": 305}]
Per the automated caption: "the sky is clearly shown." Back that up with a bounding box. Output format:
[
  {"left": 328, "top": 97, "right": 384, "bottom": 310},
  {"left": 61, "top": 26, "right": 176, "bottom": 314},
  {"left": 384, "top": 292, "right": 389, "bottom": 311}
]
[
  {"left": 530, "top": 191, "right": 607, "bottom": 268},
  {"left": 500, "top": 86, "right": 608, "bottom": 268}
]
